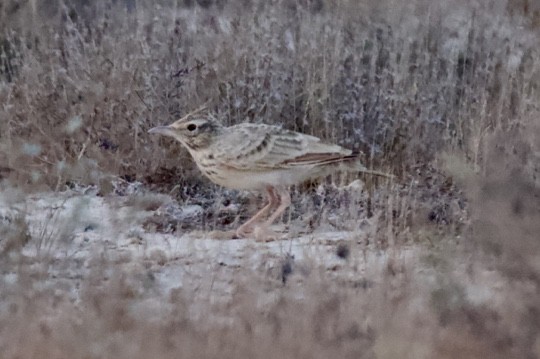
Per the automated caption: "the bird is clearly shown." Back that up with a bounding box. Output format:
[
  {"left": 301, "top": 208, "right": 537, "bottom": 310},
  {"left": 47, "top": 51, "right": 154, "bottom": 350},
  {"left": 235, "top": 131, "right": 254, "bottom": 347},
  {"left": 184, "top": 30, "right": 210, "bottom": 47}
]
[{"left": 149, "top": 109, "right": 390, "bottom": 239}]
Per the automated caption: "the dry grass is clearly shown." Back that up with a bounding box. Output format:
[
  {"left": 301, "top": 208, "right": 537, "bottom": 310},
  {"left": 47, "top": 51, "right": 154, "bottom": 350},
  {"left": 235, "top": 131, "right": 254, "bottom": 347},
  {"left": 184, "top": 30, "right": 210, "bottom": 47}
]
[{"left": 0, "top": 0, "right": 539, "bottom": 358}]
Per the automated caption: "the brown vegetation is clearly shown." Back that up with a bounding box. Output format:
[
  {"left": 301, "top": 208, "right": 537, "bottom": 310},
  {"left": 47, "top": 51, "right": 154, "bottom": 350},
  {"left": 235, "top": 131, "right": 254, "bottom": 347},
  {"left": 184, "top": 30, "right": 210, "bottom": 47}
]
[{"left": 0, "top": 0, "right": 539, "bottom": 358}]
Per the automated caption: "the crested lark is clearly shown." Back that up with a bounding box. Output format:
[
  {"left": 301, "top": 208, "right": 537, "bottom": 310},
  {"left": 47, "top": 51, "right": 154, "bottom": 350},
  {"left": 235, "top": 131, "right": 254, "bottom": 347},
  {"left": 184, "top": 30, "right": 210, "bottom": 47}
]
[{"left": 149, "top": 113, "right": 389, "bottom": 239}]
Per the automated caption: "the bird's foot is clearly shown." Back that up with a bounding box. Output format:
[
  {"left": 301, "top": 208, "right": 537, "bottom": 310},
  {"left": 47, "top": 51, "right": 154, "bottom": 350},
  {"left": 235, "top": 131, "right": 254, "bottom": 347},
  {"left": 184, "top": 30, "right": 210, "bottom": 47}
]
[
  {"left": 235, "top": 224, "right": 286, "bottom": 241},
  {"left": 207, "top": 230, "right": 238, "bottom": 240},
  {"left": 235, "top": 225, "right": 254, "bottom": 239},
  {"left": 253, "top": 225, "right": 285, "bottom": 242}
]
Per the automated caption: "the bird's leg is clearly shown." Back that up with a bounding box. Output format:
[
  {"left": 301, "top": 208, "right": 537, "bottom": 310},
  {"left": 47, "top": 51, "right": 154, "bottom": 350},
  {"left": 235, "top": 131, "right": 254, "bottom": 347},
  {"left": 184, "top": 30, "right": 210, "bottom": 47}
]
[
  {"left": 262, "top": 188, "right": 291, "bottom": 227},
  {"left": 236, "top": 186, "right": 279, "bottom": 238},
  {"left": 252, "top": 188, "right": 291, "bottom": 242},
  {"left": 267, "top": 186, "right": 280, "bottom": 209}
]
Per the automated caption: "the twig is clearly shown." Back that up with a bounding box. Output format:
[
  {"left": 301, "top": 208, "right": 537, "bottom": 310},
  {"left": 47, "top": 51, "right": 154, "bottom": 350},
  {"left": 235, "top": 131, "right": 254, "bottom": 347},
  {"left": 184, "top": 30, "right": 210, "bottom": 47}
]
[{"left": 135, "top": 90, "right": 151, "bottom": 111}]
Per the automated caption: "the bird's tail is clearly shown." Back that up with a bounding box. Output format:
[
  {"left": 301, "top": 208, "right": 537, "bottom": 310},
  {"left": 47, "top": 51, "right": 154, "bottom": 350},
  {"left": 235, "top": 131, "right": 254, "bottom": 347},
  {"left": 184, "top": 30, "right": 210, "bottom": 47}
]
[
  {"left": 290, "top": 152, "right": 394, "bottom": 179},
  {"left": 335, "top": 154, "right": 394, "bottom": 179}
]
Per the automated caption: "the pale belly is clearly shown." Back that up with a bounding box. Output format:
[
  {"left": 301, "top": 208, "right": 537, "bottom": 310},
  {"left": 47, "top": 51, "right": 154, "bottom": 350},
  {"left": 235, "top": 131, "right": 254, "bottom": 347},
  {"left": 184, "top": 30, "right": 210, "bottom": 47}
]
[{"left": 196, "top": 163, "right": 316, "bottom": 190}]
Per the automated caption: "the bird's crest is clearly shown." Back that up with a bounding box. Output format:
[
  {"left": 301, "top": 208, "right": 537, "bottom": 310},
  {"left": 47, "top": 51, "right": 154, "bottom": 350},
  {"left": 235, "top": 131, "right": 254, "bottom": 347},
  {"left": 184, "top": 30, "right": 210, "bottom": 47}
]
[{"left": 176, "top": 103, "right": 212, "bottom": 123}]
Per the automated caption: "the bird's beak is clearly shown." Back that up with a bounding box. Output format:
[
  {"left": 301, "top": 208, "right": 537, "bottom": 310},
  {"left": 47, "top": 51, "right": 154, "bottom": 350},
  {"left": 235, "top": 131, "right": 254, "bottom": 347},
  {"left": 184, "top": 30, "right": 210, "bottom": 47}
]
[{"left": 148, "top": 125, "right": 175, "bottom": 137}]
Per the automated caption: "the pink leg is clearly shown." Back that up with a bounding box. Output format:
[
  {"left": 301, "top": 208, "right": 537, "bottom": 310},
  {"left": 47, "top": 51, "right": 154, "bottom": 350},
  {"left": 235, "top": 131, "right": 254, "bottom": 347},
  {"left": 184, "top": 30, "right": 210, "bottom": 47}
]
[
  {"left": 236, "top": 186, "right": 279, "bottom": 238},
  {"left": 262, "top": 188, "right": 291, "bottom": 227},
  {"left": 250, "top": 188, "right": 291, "bottom": 242}
]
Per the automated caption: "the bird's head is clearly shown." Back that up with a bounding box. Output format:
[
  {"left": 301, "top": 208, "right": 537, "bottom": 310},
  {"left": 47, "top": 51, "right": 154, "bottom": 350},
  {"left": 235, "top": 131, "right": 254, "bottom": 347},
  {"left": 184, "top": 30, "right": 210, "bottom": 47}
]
[{"left": 148, "top": 114, "right": 223, "bottom": 151}]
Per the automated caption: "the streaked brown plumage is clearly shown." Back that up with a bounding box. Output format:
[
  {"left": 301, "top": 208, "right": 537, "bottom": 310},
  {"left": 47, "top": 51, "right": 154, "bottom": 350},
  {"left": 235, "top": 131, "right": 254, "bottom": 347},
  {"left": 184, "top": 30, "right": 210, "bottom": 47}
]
[{"left": 149, "top": 113, "right": 389, "bottom": 239}]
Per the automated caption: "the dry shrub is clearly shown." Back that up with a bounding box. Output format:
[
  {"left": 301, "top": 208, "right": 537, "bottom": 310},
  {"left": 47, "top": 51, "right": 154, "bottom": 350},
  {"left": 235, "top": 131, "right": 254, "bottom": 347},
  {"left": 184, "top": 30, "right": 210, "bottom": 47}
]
[
  {"left": 1, "top": 0, "right": 540, "bottom": 358},
  {"left": 431, "top": 117, "right": 540, "bottom": 358},
  {"left": 1, "top": 0, "right": 538, "bottom": 188}
]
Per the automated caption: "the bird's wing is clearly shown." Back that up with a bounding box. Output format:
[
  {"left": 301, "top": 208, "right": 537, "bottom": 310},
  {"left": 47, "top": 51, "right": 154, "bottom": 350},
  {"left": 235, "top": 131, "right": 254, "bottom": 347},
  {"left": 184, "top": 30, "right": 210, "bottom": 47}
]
[{"left": 214, "top": 124, "right": 354, "bottom": 170}]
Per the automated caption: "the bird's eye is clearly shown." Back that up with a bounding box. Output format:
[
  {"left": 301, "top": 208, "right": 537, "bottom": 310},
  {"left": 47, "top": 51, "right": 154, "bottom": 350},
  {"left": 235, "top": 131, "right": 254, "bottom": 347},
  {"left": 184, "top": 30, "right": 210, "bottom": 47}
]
[{"left": 187, "top": 123, "right": 197, "bottom": 132}]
